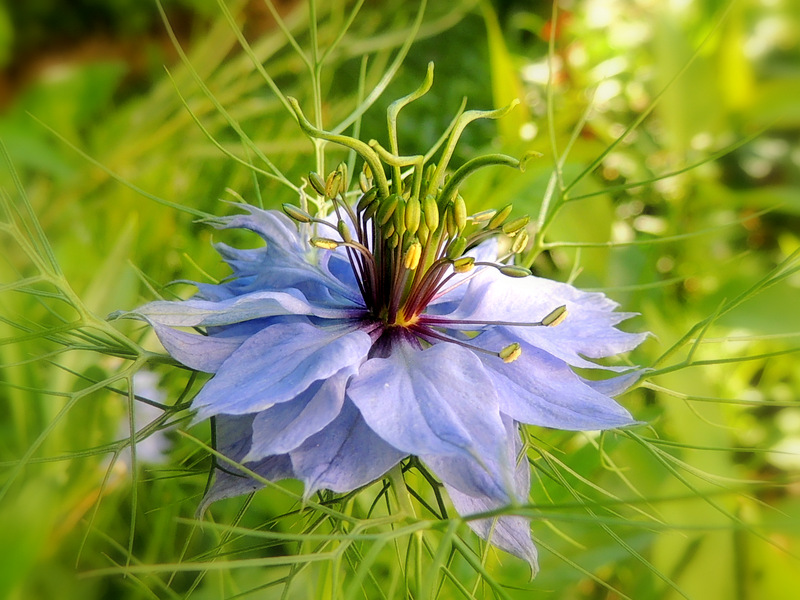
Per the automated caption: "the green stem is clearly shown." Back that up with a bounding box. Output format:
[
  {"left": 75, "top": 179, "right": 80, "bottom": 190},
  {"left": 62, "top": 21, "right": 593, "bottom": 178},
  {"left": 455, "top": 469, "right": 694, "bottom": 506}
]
[{"left": 388, "top": 464, "right": 415, "bottom": 517}]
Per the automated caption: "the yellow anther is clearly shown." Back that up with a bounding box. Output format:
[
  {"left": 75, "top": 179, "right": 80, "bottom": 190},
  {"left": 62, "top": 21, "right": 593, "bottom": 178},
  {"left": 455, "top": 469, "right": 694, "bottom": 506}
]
[
  {"left": 404, "top": 242, "right": 422, "bottom": 270},
  {"left": 500, "top": 342, "right": 522, "bottom": 363},
  {"left": 310, "top": 237, "right": 340, "bottom": 250},
  {"left": 542, "top": 305, "right": 568, "bottom": 327},
  {"left": 511, "top": 230, "right": 529, "bottom": 254},
  {"left": 498, "top": 264, "right": 531, "bottom": 278},
  {"left": 488, "top": 204, "right": 513, "bottom": 229},
  {"left": 471, "top": 209, "right": 496, "bottom": 223},
  {"left": 453, "top": 256, "right": 475, "bottom": 273}
]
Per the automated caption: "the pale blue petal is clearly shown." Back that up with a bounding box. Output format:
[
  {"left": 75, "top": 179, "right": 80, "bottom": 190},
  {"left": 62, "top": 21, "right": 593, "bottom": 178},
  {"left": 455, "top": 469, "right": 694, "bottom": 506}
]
[
  {"left": 323, "top": 250, "right": 360, "bottom": 292},
  {"left": 347, "top": 340, "right": 513, "bottom": 497},
  {"left": 208, "top": 204, "right": 305, "bottom": 249},
  {"left": 114, "top": 287, "right": 362, "bottom": 328},
  {"left": 206, "top": 205, "right": 361, "bottom": 303},
  {"left": 473, "top": 329, "right": 637, "bottom": 430},
  {"left": 245, "top": 367, "right": 351, "bottom": 459},
  {"left": 421, "top": 453, "right": 513, "bottom": 504},
  {"left": 582, "top": 370, "right": 642, "bottom": 397},
  {"left": 290, "top": 399, "right": 405, "bottom": 497},
  {"left": 197, "top": 414, "right": 294, "bottom": 514},
  {"left": 440, "top": 267, "right": 647, "bottom": 369},
  {"left": 426, "top": 238, "right": 500, "bottom": 312},
  {"left": 443, "top": 418, "right": 538, "bottom": 574},
  {"left": 146, "top": 320, "right": 247, "bottom": 373},
  {"left": 193, "top": 320, "right": 373, "bottom": 419}
]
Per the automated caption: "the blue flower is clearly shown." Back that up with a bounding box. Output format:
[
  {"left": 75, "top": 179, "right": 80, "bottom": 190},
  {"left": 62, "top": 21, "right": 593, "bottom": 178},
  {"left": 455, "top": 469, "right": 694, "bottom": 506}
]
[
  {"left": 117, "top": 191, "right": 644, "bottom": 573},
  {"left": 115, "top": 93, "right": 645, "bottom": 574}
]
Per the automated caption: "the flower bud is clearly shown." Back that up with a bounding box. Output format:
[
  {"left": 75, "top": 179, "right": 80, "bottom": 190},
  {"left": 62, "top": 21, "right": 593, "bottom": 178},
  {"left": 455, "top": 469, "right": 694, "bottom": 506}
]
[
  {"left": 424, "top": 163, "right": 437, "bottom": 187},
  {"left": 336, "top": 162, "right": 348, "bottom": 191},
  {"left": 417, "top": 220, "right": 429, "bottom": 245},
  {"left": 445, "top": 206, "right": 457, "bottom": 238},
  {"left": 364, "top": 200, "right": 380, "bottom": 222}
]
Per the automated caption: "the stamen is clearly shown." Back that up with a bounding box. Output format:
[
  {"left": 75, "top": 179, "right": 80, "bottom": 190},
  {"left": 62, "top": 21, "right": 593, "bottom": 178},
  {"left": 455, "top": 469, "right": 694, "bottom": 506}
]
[
  {"left": 423, "top": 194, "right": 439, "bottom": 231},
  {"left": 308, "top": 172, "right": 327, "bottom": 196},
  {"left": 377, "top": 194, "right": 400, "bottom": 226},
  {"left": 325, "top": 169, "right": 343, "bottom": 198},
  {"left": 410, "top": 323, "right": 512, "bottom": 360},
  {"left": 487, "top": 204, "right": 513, "bottom": 229},
  {"left": 404, "top": 241, "right": 422, "bottom": 270},
  {"left": 470, "top": 208, "right": 496, "bottom": 223},
  {"left": 404, "top": 196, "right": 421, "bottom": 234},
  {"left": 502, "top": 216, "right": 529, "bottom": 236},
  {"left": 337, "top": 220, "right": 353, "bottom": 243},
  {"left": 282, "top": 203, "right": 313, "bottom": 223},
  {"left": 496, "top": 264, "right": 532, "bottom": 278},
  {"left": 310, "top": 237, "right": 340, "bottom": 250},
  {"left": 445, "top": 236, "right": 466, "bottom": 260},
  {"left": 511, "top": 230, "right": 529, "bottom": 254},
  {"left": 452, "top": 256, "right": 475, "bottom": 273},
  {"left": 499, "top": 342, "right": 522, "bottom": 363},
  {"left": 421, "top": 304, "right": 568, "bottom": 328},
  {"left": 541, "top": 305, "right": 568, "bottom": 327}
]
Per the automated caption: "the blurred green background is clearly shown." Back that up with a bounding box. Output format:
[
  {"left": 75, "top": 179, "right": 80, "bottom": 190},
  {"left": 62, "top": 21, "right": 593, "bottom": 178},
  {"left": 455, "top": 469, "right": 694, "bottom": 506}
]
[{"left": 1, "top": 0, "right": 799, "bottom": 598}]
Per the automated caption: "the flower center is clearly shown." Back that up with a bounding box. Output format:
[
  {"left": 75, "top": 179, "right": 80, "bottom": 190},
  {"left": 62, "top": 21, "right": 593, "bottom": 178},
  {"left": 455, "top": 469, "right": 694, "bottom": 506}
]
[
  {"left": 287, "top": 163, "right": 568, "bottom": 363},
  {"left": 393, "top": 308, "right": 419, "bottom": 329},
  {"left": 281, "top": 83, "right": 568, "bottom": 363},
  {"left": 305, "top": 162, "right": 526, "bottom": 329}
]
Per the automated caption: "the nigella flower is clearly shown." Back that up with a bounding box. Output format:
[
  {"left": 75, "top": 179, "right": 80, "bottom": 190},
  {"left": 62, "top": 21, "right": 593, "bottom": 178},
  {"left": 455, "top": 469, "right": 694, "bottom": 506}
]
[{"left": 114, "top": 84, "right": 645, "bottom": 574}]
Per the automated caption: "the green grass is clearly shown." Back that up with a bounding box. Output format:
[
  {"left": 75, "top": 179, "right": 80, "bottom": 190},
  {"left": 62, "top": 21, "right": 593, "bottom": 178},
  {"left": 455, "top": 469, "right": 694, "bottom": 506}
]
[{"left": 2, "top": 0, "right": 800, "bottom": 598}]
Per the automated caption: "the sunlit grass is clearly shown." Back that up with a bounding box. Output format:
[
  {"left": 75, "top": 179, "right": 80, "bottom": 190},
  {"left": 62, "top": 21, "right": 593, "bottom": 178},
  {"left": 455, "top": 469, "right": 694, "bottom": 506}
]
[{"left": 1, "top": 0, "right": 799, "bottom": 598}]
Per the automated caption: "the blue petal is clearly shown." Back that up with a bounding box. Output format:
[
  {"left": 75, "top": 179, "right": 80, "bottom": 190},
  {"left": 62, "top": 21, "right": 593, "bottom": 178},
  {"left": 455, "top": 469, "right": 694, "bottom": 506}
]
[
  {"left": 441, "top": 267, "right": 647, "bottom": 370},
  {"left": 245, "top": 367, "right": 351, "bottom": 459},
  {"left": 289, "top": 399, "right": 406, "bottom": 497},
  {"left": 193, "top": 320, "right": 373, "bottom": 419},
  {"left": 582, "top": 369, "right": 642, "bottom": 397},
  {"left": 426, "top": 238, "right": 500, "bottom": 313},
  {"left": 145, "top": 319, "right": 247, "bottom": 373},
  {"left": 197, "top": 414, "right": 294, "bottom": 514},
  {"left": 473, "top": 329, "right": 637, "bottom": 430},
  {"left": 116, "top": 287, "right": 362, "bottom": 328},
  {"left": 205, "top": 206, "right": 362, "bottom": 304},
  {"left": 347, "top": 340, "right": 513, "bottom": 499},
  {"left": 442, "top": 418, "right": 539, "bottom": 575}
]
